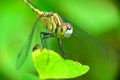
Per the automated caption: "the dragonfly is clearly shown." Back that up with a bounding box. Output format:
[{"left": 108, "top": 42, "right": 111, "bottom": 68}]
[{"left": 16, "top": 0, "right": 119, "bottom": 70}]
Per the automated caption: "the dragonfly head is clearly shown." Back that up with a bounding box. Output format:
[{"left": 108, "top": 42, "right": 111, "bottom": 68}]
[{"left": 60, "top": 23, "right": 73, "bottom": 38}]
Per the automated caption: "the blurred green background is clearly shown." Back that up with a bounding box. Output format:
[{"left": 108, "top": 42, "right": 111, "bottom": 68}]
[{"left": 0, "top": 0, "right": 120, "bottom": 80}]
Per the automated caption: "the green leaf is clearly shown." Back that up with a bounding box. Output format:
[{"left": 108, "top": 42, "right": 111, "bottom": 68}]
[{"left": 32, "top": 47, "right": 89, "bottom": 79}]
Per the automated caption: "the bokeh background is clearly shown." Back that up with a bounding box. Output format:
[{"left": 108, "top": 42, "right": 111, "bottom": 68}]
[{"left": 0, "top": 0, "right": 120, "bottom": 80}]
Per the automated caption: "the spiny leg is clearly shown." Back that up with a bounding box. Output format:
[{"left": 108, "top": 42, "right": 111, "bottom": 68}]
[
  {"left": 40, "top": 32, "right": 55, "bottom": 48},
  {"left": 58, "top": 38, "right": 68, "bottom": 58}
]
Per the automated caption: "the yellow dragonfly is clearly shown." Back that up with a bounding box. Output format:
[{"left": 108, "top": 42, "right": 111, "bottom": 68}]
[{"left": 16, "top": 0, "right": 119, "bottom": 70}]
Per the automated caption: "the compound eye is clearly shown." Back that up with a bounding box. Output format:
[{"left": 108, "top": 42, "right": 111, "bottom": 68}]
[
  {"left": 64, "top": 28, "right": 73, "bottom": 38},
  {"left": 66, "top": 23, "right": 72, "bottom": 30},
  {"left": 67, "top": 27, "right": 71, "bottom": 30}
]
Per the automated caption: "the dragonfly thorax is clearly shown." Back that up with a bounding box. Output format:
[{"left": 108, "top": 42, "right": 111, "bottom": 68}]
[{"left": 39, "top": 13, "right": 73, "bottom": 39}]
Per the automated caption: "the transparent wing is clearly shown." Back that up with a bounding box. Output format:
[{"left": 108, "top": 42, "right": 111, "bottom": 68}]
[
  {"left": 16, "top": 17, "right": 40, "bottom": 70},
  {"left": 59, "top": 16, "right": 120, "bottom": 80},
  {"left": 61, "top": 16, "right": 120, "bottom": 61}
]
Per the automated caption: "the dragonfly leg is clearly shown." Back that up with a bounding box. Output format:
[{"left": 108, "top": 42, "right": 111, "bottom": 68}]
[
  {"left": 58, "top": 38, "right": 68, "bottom": 58},
  {"left": 40, "top": 32, "right": 55, "bottom": 48}
]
